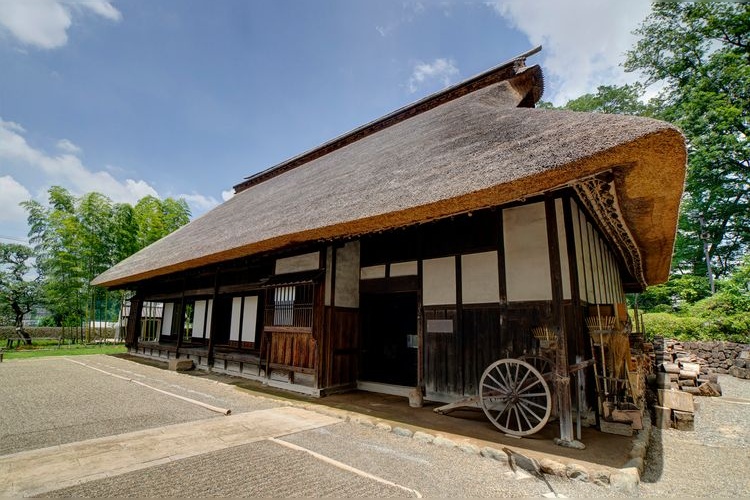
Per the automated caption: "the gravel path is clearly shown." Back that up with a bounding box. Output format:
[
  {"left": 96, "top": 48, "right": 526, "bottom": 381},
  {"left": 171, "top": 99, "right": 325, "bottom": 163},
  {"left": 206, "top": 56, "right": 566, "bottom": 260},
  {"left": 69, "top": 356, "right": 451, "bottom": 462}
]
[
  {"left": 40, "top": 439, "right": 411, "bottom": 498},
  {"left": 639, "top": 375, "right": 750, "bottom": 497},
  {"left": 0, "top": 356, "right": 281, "bottom": 455}
]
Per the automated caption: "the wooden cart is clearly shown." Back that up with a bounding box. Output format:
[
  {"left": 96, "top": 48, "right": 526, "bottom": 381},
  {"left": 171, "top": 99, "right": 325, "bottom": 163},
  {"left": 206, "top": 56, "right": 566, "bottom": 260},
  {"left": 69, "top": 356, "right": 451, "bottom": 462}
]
[{"left": 434, "top": 326, "right": 594, "bottom": 437}]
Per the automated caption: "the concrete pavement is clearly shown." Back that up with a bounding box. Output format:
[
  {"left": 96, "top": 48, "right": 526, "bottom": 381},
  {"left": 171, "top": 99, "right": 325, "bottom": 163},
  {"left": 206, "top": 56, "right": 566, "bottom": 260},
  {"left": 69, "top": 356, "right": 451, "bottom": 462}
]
[
  {"left": 0, "top": 407, "right": 340, "bottom": 497},
  {"left": 1, "top": 355, "right": 632, "bottom": 497}
]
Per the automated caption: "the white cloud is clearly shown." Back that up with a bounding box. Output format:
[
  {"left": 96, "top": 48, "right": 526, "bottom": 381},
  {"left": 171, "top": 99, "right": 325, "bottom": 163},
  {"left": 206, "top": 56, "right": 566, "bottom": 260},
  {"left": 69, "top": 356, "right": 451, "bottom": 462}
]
[
  {"left": 0, "top": 175, "right": 31, "bottom": 223},
  {"left": 0, "top": 0, "right": 121, "bottom": 50},
  {"left": 0, "top": 117, "right": 158, "bottom": 205},
  {"left": 74, "top": 0, "right": 122, "bottom": 22},
  {"left": 56, "top": 138, "right": 82, "bottom": 155},
  {"left": 376, "top": 1, "right": 425, "bottom": 37},
  {"left": 408, "top": 58, "right": 459, "bottom": 93},
  {"left": 0, "top": 175, "right": 32, "bottom": 242},
  {"left": 487, "top": 0, "right": 652, "bottom": 105},
  {"left": 177, "top": 192, "right": 220, "bottom": 214},
  {"left": 221, "top": 189, "right": 235, "bottom": 201}
]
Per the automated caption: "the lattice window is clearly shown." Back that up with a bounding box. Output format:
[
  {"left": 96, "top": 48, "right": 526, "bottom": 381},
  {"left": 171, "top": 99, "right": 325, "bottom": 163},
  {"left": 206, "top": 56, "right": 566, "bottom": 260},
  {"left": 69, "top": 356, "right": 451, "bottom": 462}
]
[{"left": 265, "top": 283, "right": 314, "bottom": 328}]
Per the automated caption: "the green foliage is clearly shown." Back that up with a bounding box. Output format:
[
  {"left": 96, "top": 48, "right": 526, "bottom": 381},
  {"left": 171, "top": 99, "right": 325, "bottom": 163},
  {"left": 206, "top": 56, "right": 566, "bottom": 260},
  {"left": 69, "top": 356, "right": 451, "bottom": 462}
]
[
  {"left": 0, "top": 243, "right": 42, "bottom": 332},
  {"left": 20, "top": 186, "right": 191, "bottom": 330},
  {"left": 642, "top": 258, "right": 750, "bottom": 342},
  {"left": 626, "top": 2, "right": 750, "bottom": 280},
  {"left": 634, "top": 274, "right": 711, "bottom": 312},
  {"left": 134, "top": 196, "right": 191, "bottom": 248},
  {"left": 560, "top": 83, "right": 656, "bottom": 116},
  {"left": 2, "top": 345, "right": 127, "bottom": 360}
]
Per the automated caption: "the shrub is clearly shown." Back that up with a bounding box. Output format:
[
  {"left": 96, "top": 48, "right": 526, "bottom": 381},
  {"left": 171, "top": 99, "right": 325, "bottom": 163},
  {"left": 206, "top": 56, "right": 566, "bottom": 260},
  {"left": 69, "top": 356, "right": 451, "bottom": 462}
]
[{"left": 641, "top": 313, "right": 705, "bottom": 341}]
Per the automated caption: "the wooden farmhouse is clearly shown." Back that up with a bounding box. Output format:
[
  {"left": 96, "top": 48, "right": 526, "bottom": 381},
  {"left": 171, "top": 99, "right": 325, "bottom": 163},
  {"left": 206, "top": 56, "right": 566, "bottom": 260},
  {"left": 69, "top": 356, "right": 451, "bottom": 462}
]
[{"left": 93, "top": 49, "right": 686, "bottom": 439}]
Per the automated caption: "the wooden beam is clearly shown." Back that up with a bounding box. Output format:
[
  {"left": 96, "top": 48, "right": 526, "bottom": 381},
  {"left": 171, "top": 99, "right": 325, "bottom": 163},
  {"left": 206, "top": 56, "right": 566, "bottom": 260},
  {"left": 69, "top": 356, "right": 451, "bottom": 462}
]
[{"left": 545, "top": 195, "right": 575, "bottom": 444}]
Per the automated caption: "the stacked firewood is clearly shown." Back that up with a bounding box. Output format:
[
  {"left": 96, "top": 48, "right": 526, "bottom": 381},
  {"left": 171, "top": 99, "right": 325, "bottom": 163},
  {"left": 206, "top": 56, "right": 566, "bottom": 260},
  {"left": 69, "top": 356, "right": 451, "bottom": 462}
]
[{"left": 650, "top": 336, "right": 722, "bottom": 431}]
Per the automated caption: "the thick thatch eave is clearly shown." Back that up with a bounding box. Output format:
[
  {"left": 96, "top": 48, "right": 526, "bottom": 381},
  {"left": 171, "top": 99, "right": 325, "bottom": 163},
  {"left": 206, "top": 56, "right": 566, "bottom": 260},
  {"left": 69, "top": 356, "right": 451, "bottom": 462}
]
[{"left": 93, "top": 82, "right": 686, "bottom": 289}]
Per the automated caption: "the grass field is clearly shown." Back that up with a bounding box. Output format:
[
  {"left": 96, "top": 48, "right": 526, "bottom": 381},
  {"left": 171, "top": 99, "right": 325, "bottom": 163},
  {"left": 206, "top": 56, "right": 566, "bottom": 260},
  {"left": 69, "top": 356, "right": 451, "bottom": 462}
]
[{"left": 1, "top": 344, "right": 127, "bottom": 360}]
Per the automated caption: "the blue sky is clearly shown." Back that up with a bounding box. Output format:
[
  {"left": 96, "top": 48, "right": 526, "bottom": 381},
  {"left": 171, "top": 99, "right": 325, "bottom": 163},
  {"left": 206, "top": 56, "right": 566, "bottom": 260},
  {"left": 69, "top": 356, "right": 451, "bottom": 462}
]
[{"left": 0, "top": 0, "right": 653, "bottom": 243}]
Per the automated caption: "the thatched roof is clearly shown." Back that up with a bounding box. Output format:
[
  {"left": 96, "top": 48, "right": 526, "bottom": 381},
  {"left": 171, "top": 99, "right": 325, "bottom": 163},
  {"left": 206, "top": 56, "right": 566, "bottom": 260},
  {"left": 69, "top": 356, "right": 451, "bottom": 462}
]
[{"left": 93, "top": 63, "right": 685, "bottom": 289}]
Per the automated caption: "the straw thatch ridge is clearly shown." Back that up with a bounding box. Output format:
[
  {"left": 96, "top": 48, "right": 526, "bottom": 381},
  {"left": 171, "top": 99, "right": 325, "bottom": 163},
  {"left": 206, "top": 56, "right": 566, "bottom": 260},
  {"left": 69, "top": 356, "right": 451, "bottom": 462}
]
[
  {"left": 234, "top": 47, "right": 544, "bottom": 193},
  {"left": 92, "top": 82, "right": 686, "bottom": 289}
]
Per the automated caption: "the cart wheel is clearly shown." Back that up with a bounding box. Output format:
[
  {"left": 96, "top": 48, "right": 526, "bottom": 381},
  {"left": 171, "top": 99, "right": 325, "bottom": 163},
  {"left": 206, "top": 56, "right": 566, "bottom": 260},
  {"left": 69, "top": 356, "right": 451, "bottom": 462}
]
[
  {"left": 479, "top": 358, "right": 552, "bottom": 436},
  {"left": 519, "top": 355, "right": 555, "bottom": 380}
]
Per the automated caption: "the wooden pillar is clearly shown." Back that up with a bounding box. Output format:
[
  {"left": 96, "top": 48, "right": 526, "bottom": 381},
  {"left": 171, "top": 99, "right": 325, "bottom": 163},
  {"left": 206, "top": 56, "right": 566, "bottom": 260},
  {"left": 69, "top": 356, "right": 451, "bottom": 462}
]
[
  {"left": 545, "top": 195, "right": 574, "bottom": 444},
  {"left": 207, "top": 266, "right": 220, "bottom": 366},
  {"left": 125, "top": 295, "right": 142, "bottom": 348},
  {"left": 417, "top": 259, "right": 424, "bottom": 391}
]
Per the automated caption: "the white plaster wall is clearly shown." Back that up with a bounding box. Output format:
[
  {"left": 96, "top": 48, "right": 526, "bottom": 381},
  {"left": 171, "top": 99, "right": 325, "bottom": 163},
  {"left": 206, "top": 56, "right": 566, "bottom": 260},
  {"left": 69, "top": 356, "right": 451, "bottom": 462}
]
[
  {"left": 335, "top": 241, "right": 360, "bottom": 308},
  {"left": 390, "top": 261, "right": 418, "bottom": 277},
  {"left": 423, "top": 256, "right": 456, "bottom": 306},
  {"left": 192, "top": 300, "right": 206, "bottom": 338},
  {"left": 461, "top": 251, "right": 499, "bottom": 304},
  {"left": 230, "top": 297, "right": 242, "bottom": 342},
  {"left": 242, "top": 296, "right": 258, "bottom": 343},
  {"left": 582, "top": 219, "right": 596, "bottom": 303},
  {"left": 360, "top": 265, "right": 386, "bottom": 280},
  {"left": 571, "top": 200, "right": 588, "bottom": 303},
  {"left": 205, "top": 299, "right": 212, "bottom": 339},
  {"left": 503, "top": 202, "right": 552, "bottom": 302},
  {"left": 555, "top": 199, "right": 571, "bottom": 300},
  {"left": 161, "top": 302, "right": 174, "bottom": 336},
  {"left": 275, "top": 251, "right": 320, "bottom": 275}
]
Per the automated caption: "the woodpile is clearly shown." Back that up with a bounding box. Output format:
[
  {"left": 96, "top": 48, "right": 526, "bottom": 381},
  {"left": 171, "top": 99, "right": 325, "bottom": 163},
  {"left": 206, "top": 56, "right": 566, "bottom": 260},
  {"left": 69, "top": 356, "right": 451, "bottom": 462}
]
[{"left": 651, "top": 336, "right": 723, "bottom": 431}]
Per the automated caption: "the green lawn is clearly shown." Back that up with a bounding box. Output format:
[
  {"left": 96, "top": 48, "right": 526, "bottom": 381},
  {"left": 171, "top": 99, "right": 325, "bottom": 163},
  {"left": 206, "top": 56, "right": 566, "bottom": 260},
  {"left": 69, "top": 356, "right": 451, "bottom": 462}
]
[{"left": 1, "top": 344, "right": 127, "bottom": 360}]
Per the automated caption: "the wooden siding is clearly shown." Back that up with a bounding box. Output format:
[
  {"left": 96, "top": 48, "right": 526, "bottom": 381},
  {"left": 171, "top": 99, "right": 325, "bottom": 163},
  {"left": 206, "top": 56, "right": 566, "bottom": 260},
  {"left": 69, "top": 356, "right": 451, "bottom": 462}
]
[{"left": 321, "top": 307, "right": 359, "bottom": 388}]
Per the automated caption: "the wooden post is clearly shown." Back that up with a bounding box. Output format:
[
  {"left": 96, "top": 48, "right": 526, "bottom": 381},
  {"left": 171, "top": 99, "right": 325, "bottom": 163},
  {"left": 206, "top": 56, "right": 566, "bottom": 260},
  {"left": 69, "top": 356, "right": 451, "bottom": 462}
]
[
  {"left": 125, "top": 296, "right": 142, "bottom": 348},
  {"left": 545, "top": 196, "right": 575, "bottom": 444},
  {"left": 207, "top": 266, "right": 220, "bottom": 366}
]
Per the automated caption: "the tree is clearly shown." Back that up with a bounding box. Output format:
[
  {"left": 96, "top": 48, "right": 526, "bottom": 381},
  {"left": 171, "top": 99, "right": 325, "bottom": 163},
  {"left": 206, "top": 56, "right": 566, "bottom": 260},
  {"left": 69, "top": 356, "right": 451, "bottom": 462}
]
[
  {"left": 22, "top": 187, "right": 192, "bottom": 338},
  {"left": 0, "top": 243, "right": 42, "bottom": 344},
  {"left": 625, "top": 2, "right": 750, "bottom": 284},
  {"left": 561, "top": 83, "right": 655, "bottom": 117},
  {"left": 134, "top": 196, "right": 191, "bottom": 248}
]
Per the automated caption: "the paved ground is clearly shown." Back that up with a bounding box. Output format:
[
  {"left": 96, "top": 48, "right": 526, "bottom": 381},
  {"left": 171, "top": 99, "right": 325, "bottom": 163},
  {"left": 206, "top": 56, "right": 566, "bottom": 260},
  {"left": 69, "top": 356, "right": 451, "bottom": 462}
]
[
  {"left": 1, "top": 354, "right": 748, "bottom": 497},
  {"left": 1, "top": 355, "right": 622, "bottom": 498}
]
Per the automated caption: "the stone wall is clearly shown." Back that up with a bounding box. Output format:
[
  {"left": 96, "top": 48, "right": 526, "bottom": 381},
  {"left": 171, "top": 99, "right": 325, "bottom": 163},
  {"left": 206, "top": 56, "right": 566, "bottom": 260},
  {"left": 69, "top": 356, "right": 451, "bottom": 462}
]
[
  {"left": 673, "top": 340, "right": 749, "bottom": 374},
  {"left": 656, "top": 338, "right": 750, "bottom": 380}
]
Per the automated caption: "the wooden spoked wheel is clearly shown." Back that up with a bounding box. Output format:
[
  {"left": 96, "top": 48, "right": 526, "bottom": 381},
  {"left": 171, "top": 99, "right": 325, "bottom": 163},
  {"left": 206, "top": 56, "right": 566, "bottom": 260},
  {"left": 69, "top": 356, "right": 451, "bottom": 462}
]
[
  {"left": 519, "top": 355, "right": 555, "bottom": 380},
  {"left": 479, "top": 359, "right": 552, "bottom": 436}
]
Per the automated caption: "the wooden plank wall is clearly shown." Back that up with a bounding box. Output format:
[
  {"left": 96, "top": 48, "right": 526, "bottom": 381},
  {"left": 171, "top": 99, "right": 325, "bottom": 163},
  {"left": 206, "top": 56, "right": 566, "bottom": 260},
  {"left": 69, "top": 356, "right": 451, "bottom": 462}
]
[
  {"left": 425, "top": 301, "right": 583, "bottom": 398},
  {"left": 321, "top": 307, "right": 359, "bottom": 388}
]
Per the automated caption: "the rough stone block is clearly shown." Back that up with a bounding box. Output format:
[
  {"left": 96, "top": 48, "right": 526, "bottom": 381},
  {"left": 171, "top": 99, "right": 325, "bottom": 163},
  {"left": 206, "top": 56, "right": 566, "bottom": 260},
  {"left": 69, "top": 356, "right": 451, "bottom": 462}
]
[
  {"left": 610, "top": 468, "right": 639, "bottom": 495},
  {"left": 168, "top": 358, "right": 194, "bottom": 371},
  {"left": 673, "top": 410, "right": 694, "bottom": 431},
  {"left": 540, "top": 458, "right": 567, "bottom": 477},
  {"left": 658, "top": 389, "right": 694, "bottom": 412},
  {"left": 680, "top": 362, "right": 701, "bottom": 372},
  {"left": 612, "top": 409, "right": 643, "bottom": 430},
  {"left": 698, "top": 381, "right": 722, "bottom": 397},
  {"left": 600, "top": 420, "right": 633, "bottom": 436}
]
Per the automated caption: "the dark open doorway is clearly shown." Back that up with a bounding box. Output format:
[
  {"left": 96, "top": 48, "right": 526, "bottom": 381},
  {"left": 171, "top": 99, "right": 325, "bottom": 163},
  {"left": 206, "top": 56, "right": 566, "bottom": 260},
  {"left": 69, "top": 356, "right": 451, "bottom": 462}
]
[{"left": 360, "top": 292, "right": 418, "bottom": 386}]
